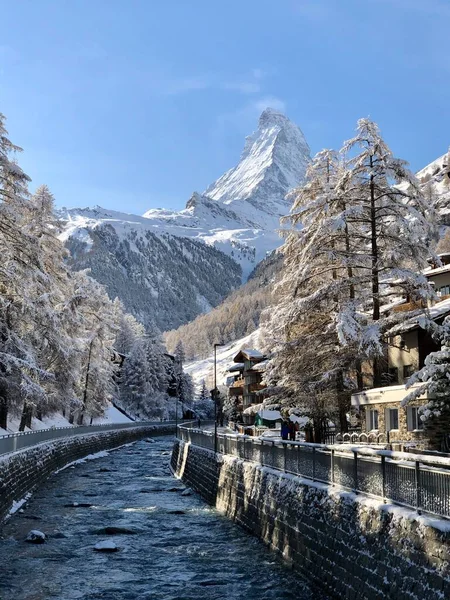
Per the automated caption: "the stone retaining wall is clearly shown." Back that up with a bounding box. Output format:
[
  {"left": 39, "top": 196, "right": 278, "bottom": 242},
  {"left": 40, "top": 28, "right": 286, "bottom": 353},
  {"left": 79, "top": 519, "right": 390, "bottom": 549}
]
[
  {"left": 172, "top": 439, "right": 450, "bottom": 600},
  {"left": 0, "top": 425, "right": 174, "bottom": 522}
]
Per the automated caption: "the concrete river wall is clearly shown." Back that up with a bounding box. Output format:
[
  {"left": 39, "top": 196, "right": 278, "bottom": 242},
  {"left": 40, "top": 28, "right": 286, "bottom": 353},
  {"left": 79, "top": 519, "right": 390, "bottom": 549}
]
[
  {"left": 171, "top": 438, "right": 450, "bottom": 600},
  {"left": 0, "top": 424, "right": 174, "bottom": 522}
]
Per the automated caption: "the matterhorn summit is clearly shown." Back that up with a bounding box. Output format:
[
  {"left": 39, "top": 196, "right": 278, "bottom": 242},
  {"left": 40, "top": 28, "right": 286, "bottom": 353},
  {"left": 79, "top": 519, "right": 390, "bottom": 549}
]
[{"left": 204, "top": 108, "right": 311, "bottom": 228}]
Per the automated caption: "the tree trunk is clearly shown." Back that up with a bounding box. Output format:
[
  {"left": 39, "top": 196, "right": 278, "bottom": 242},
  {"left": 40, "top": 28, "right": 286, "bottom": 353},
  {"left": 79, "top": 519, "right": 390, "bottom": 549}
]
[
  {"left": 336, "top": 370, "right": 349, "bottom": 433},
  {"left": 80, "top": 338, "right": 94, "bottom": 424},
  {"left": 355, "top": 360, "right": 364, "bottom": 390},
  {"left": 0, "top": 396, "right": 8, "bottom": 430},
  {"left": 19, "top": 402, "right": 32, "bottom": 431},
  {"left": 369, "top": 163, "right": 382, "bottom": 387}
]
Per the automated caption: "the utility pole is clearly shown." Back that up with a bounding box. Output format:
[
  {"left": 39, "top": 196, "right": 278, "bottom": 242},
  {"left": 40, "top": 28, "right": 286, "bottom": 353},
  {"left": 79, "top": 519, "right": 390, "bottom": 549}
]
[{"left": 213, "top": 342, "right": 223, "bottom": 453}]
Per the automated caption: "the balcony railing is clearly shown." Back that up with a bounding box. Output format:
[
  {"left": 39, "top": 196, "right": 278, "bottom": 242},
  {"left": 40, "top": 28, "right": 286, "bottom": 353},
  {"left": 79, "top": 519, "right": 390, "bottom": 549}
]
[
  {"left": 230, "top": 378, "right": 244, "bottom": 389},
  {"left": 177, "top": 425, "right": 450, "bottom": 520},
  {"left": 247, "top": 382, "right": 266, "bottom": 393}
]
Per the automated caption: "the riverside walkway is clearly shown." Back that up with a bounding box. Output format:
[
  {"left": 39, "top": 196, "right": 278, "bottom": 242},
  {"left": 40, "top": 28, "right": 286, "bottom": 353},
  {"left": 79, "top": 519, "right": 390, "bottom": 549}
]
[{"left": 0, "top": 435, "right": 326, "bottom": 600}]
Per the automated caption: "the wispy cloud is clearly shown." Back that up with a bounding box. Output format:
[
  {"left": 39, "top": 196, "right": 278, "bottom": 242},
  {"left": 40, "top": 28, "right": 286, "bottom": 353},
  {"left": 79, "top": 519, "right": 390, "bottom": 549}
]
[
  {"left": 370, "top": 0, "right": 450, "bottom": 17},
  {"left": 164, "top": 76, "right": 211, "bottom": 95},
  {"left": 213, "top": 95, "right": 288, "bottom": 143},
  {"left": 160, "top": 69, "right": 265, "bottom": 96},
  {"left": 253, "top": 96, "right": 286, "bottom": 113},
  {"left": 290, "top": 0, "right": 334, "bottom": 20},
  {"left": 222, "top": 81, "right": 261, "bottom": 94}
]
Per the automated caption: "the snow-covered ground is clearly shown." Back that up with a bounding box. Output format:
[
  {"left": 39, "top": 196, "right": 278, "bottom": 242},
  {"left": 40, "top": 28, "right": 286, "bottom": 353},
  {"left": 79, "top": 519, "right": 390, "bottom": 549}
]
[
  {"left": 184, "top": 329, "right": 261, "bottom": 392},
  {"left": 0, "top": 402, "right": 133, "bottom": 436},
  {"left": 91, "top": 404, "right": 134, "bottom": 425}
]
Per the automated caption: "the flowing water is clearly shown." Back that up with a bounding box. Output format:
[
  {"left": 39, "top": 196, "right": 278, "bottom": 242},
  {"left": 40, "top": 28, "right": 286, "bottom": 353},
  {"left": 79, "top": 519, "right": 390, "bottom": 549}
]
[{"left": 0, "top": 436, "right": 327, "bottom": 600}]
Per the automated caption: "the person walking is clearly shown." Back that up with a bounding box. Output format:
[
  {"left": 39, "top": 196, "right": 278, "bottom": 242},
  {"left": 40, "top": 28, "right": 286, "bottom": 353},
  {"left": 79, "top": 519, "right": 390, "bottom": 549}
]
[
  {"left": 197, "top": 417, "right": 201, "bottom": 429},
  {"left": 288, "top": 420, "right": 296, "bottom": 441},
  {"left": 281, "top": 420, "right": 289, "bottom": 441}
]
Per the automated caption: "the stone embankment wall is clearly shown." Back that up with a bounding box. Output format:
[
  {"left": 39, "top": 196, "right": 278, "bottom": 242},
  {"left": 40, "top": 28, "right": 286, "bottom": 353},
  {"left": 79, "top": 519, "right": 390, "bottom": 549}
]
[
  {"left": 172, "top": 439, "right": 450, "bottom": 600},
  {"left": 0, "top": 425, "right": 174, "bottom": 522}
]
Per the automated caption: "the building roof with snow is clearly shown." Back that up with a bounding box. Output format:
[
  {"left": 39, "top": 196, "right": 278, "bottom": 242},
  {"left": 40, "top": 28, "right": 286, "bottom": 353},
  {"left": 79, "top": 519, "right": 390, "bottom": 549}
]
[
  {"left": 228, "top": 363, "right": 244, "bottom": 372},
  {"left": 248, "top": 359, "right": 269, "bottom": 372},
  {"left": 233, "top": 348, "right": 265, "bottom": 363},
  {"left": 389, "top": 297, "right": 450, "bottom": 335}
]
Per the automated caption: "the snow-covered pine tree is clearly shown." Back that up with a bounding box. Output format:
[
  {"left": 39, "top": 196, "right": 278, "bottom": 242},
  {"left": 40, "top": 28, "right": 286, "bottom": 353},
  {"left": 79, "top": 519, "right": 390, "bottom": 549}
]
[
  {"left": 174, "top": 340, "right": 185, "bottom": 366},
  {"left": 193, "top": 379, "right": 213, "bottom": 419},
  {"left": 404, "top": 315, "right": 450, "bottom": 450},
  {"left": 70, "top": 273, "right": 119, "bottom": 425},
  {"left": 340, "top": 118, "right": 437, "bottom": 386},
  {"left": 0, "top": 114, "right": 49, "bottom": 429},
  {"left": 262, "top": 149, "right": 358, "bottom": 435},
  {"left": 120, "top": 340, "right": 150, "bottom": 419},
  {"left": 199, "top": 379, "right": 209, "bottom": 402}
]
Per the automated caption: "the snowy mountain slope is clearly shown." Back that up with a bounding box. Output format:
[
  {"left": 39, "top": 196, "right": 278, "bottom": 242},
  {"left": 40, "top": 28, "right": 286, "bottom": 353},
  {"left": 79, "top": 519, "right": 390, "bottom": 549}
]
[
  {"left": 60, "top": 211, "right": 242, "bottom": 331},
  {"left": 185, "top": 329, "right": 262, "bottom": 394},
  {"left": 417, "top": 151, "right": 450, "bottom": 217},
  {"left": 140, "top": 108, "right": 311, "bottom": 275}
]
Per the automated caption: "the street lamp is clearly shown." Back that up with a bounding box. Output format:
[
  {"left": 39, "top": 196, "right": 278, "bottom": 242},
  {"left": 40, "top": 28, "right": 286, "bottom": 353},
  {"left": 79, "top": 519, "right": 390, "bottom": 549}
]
[{"left": 213, "top": 342, "right": 224, "bottom": 453}]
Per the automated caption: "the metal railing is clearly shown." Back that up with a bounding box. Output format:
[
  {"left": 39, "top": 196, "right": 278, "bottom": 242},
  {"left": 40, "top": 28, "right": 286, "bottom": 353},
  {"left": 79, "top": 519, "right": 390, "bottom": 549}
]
[
  {"left": 177, "top": 426, "right": 450, "bottom": 520},
  {"left": 336, "top": 431, "right": 388, "bottom": 445},
  {"left": 0, "top": 420, "right": 179, "bottom": 457}
]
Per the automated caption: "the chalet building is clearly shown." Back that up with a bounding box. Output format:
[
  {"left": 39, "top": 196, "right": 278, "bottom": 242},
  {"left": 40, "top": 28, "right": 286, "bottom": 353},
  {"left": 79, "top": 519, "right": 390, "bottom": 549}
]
[
  {"left": 227, "top": 348, "right": 267, "bottom": 423},
  {"left": 351, "top": 254, "right": 450, "bottom": 448}
]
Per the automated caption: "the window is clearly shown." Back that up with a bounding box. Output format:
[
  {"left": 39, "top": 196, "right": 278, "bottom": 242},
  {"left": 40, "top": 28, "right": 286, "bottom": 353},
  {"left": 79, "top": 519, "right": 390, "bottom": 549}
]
[
  {"left": 403, "top": 365, "right": 414, "bottom": 380},
  {"left": 367, "top": 409, "right": 379, "bottom": 430},
  {"left": 385, "top": 408, "right": 399, "bottom": 431},
  {"left": 407, "top": 406, "right": 424, "bottom": 431},
  {"left": 438, "top": 285, "right": 450, "bottom": 297},
  {"left": 388, "top": 367, "right": 398, "bottom": 384}
]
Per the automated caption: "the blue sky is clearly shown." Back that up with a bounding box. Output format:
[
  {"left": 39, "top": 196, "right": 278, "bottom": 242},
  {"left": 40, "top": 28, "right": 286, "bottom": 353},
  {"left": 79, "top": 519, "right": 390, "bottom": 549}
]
[{"left": 0, "top": 0, "right": 449, "bottom": 213}]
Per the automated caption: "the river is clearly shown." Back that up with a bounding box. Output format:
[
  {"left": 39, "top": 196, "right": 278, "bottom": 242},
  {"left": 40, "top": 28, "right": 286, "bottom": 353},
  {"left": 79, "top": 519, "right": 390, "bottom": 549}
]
[{"left": 0, "top": 436, "right": 327, "bottom": 600}]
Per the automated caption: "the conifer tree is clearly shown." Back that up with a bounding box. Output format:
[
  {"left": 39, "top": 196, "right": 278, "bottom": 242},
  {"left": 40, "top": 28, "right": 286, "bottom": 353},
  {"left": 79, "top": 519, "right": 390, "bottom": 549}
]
[{"left": 404, "top": 315, "right": 450, "bottom": 451}]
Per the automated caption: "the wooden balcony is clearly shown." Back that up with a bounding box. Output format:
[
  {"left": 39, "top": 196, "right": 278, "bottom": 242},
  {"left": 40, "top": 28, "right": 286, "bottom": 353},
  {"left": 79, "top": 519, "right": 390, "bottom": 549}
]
[
  {"left": 248, "top": 382, "right": 266, "bottom": 393},
  {"left": 229, "top": 379, "right": 244, "bottom": 396}
]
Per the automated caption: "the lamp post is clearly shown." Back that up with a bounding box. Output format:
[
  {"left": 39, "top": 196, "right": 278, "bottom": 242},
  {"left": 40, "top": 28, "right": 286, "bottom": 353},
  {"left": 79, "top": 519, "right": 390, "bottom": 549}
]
[{"left": 213, "top": 342, "right": 224, "bottom": 453}]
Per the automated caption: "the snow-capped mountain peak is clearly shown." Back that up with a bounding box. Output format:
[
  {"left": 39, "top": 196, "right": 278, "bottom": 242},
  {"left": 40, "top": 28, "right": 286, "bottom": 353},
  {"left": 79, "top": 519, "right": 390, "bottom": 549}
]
[
  {"left": 59, "top": 109, "right": 311, "bottom": 331},
  {"left": 204, "top": 107, "right": 310, "bottom": 225}
]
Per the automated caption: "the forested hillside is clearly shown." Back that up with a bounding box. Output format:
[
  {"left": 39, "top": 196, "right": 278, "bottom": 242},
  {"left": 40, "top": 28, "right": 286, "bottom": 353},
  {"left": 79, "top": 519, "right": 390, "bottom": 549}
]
[
  {"left": 164, "top": 252, "right": 282, "bottom": 359},
  {"left": 64, "top": 222, "right": 242, "bottom": 331}
]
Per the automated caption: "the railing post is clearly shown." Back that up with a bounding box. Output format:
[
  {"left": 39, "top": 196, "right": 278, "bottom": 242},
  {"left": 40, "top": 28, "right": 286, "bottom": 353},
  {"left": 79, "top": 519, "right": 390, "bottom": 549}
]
[
  {"left": 272, "top": 440, "right": 275, "bottom": 468},
  {"left": 283, "top": 442, "right": 287, "bottom": 472},
  {"left": 353, "top": 450, "right": 358, "bottom": 493},
  {"left": 381, "top": 455, "right": 386, "bottom": 502},
  {"left": 415, "top": 460, "right": 421, "bottom": 513},
  {"left": 331, "top": 448, "right": 335, "bottom": 486},
  {"left": 312, "top": 447, "right": 316, "bottom": 481},
  {"left": 297, "top": 443, "right": 300, "bottom": 477}
]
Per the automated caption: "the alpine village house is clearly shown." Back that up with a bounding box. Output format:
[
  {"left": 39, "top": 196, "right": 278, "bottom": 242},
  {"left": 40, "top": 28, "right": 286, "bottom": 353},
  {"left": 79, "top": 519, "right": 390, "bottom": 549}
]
[{"left": 351, "top": 253, "right": 450, "bottom": 449}]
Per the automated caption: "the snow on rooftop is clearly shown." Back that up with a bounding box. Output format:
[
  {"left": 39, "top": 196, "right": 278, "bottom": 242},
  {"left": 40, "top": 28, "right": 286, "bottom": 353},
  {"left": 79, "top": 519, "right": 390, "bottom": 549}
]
[
  {"left": 389, "top": 297, "right": 450, "bottom": 335},
  {"left": 241, "top": 348, "right": 264, "bottom": 359},
  {"left": 228, "top": 363, "right": 244, "bottom": 372},
  {"left": 248, "top": 359, "right": 269, "bottom": 372}
]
